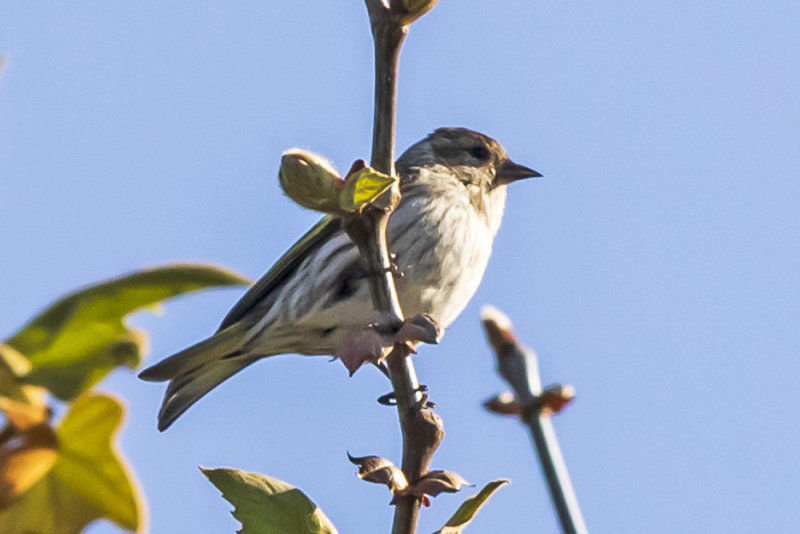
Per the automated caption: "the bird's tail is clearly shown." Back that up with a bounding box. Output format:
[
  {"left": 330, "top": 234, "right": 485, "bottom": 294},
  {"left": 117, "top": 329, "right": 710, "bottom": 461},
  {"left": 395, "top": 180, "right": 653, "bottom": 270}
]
[{"left": 139, "top": 323, "right": 259, "bottom": 431}]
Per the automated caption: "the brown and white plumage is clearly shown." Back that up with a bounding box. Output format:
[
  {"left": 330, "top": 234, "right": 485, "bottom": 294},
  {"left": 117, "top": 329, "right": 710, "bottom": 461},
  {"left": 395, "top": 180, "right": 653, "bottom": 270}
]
[{"left": 139, "top": 127, "right": 539, "bottom": 430}]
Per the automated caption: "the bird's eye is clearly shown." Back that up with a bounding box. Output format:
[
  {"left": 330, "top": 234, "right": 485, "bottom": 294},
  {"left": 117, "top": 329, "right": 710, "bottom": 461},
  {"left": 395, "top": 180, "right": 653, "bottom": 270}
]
[{"left": 468, "top": 145, "right": 491, "bottom": 161}]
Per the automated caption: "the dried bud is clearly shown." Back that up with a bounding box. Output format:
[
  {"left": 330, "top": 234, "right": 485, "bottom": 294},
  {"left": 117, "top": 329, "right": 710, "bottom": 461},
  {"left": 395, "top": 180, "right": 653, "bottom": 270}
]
[
  {"left": 483, "top": 392, "right": 523, "bottom": 416},
  {"left": 279, "top": 149, "right": 343, "bottom": 213},
  {"left": 347, "top": 453, "right": 408, "bottom": 493},
  {"left": 407, "top": 470, "right": 472, "bottom": 500},
  {"left": 480, "top": 305, "right": 517, "bottom": 355},
  {"left": 335, "top": 315, "right": 439, "bottom": 376},
  {"left": 335, "top": 326, "right": 389, "bottom": 376},
  {"left": 537, "top": 384, "right": 576, "bottom": 415}
]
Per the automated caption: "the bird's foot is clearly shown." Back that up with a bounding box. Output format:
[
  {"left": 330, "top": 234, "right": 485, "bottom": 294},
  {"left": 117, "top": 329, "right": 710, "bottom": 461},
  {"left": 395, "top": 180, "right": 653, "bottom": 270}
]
[{"left": 396, "top": 313, "right": 441, "bottom": 345}]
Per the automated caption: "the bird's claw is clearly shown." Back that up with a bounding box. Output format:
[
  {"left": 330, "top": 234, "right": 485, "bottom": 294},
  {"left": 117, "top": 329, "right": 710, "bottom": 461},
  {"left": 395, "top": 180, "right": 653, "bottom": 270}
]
[
  {"left": 388, "top": 252, "right": 403, "bottom": 277},
  {"left": 369, "top": 264, "right": 404, "bottom": 279},
  {"left": 396, "top": 314, "right": 441, "bottom": 345}
]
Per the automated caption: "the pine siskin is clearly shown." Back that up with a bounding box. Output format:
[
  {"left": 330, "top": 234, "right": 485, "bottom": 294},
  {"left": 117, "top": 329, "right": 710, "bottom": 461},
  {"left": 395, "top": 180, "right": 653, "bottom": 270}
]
[{"left": 140, "top": 127, "right": 540, "bottom": 430}]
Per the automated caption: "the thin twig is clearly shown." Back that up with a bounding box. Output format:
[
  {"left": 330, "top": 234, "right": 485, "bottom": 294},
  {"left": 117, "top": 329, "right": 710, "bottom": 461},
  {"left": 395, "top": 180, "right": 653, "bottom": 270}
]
[
  {"left": 482, "top": 306, "right": 588, "bottom": 534},
  {"left": 344, "top": 3, "right": 444, "bottom": 534}
]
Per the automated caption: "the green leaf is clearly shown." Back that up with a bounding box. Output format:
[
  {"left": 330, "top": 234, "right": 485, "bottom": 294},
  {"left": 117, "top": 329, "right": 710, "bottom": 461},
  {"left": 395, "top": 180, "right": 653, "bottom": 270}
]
[
  {"left": 340, "top": 167, "right": 396, "bottom": 213},
  {"left": 0, "top": 343, "right": 42, "bottom": 405},
  {"left": 434, "top": 479, "right": 510, "bottom": 534},
  {"left": 0, "top": 343, "right": 30, "bottom": 378},
  {"left": 202, "top": 467, "right": 338, "bottom": 534},
  {"left": 4, "top": 263, "right": 249, "bottom": 400},
  {"left": 0, "top": 393, "right": 143, "bottom": 533}
]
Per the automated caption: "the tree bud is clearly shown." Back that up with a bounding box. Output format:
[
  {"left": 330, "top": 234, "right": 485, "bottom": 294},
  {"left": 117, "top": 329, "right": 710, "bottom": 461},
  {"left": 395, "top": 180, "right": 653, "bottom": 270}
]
[
  {"left": 279, "top": 149, "right": 343, "bottom": 213},
  {"left": 397, "top": 0, "right": 438, "bottom": 24}
]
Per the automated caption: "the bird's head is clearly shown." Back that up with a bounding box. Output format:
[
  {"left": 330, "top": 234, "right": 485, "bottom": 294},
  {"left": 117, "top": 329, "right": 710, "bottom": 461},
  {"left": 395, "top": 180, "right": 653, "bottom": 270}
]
[{"left": 396, "top": 127, "right": 541, "bottom": 191}]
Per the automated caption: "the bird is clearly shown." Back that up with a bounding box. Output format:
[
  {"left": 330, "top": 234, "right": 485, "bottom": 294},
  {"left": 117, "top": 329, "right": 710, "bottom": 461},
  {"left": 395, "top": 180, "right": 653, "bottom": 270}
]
[{"left": 139, "top": 127, "right": 540, "bottom": 430}]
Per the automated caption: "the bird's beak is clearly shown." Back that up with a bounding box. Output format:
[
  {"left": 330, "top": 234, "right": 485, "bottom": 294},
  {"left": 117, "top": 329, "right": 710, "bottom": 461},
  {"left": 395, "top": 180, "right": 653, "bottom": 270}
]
[{"left": 495, "top": 159, "right": 542, "bottom": 186}]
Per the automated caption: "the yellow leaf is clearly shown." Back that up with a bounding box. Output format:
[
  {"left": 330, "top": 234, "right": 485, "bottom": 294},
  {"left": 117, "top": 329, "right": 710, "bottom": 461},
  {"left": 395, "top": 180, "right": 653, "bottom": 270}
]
[
  {"left": 0, "top": 397, "right": 50, "bottom": 431},
  {"left": 0, "top": 394, "right": 143, "bottom": 533},
  {"left": 0, "top": 341, "right": 52, "bottom": 506},
  {"left": 0, "top": 423, "right": 58, "bottom": 506},
  {"left": 340, "top": 167, "right": 396, "bottom": 213}
]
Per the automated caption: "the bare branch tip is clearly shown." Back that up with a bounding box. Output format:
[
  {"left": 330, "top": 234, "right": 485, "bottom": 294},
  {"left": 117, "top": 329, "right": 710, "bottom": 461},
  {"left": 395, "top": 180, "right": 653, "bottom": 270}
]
[
  {"left": 365, "top": 0, "right": 390, "bottom": 18},
  {"left": 480, "top": 305, "right": 513, "bottom": 332}
]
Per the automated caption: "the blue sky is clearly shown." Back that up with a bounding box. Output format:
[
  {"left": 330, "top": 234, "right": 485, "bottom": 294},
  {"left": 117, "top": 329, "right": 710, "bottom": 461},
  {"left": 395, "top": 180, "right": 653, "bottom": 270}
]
[{"left": 2, "top": 1, "right": 799, "bottom": 533}]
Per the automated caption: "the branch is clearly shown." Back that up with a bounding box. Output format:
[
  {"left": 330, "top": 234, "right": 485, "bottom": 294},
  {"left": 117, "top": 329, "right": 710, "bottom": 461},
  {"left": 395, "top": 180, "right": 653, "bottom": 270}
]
[
  {"left": 481, "top": 306, "right": 588, "bottom": 534},
  {"left": 344, "top": 3, "right": 443, "bottom": 534}
]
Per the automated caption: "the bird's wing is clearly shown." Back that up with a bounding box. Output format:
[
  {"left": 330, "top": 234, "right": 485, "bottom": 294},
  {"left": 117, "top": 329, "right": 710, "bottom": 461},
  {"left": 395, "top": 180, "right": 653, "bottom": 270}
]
[{"left": 217, "top": 215, "right": 344, "bottom": 331}]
